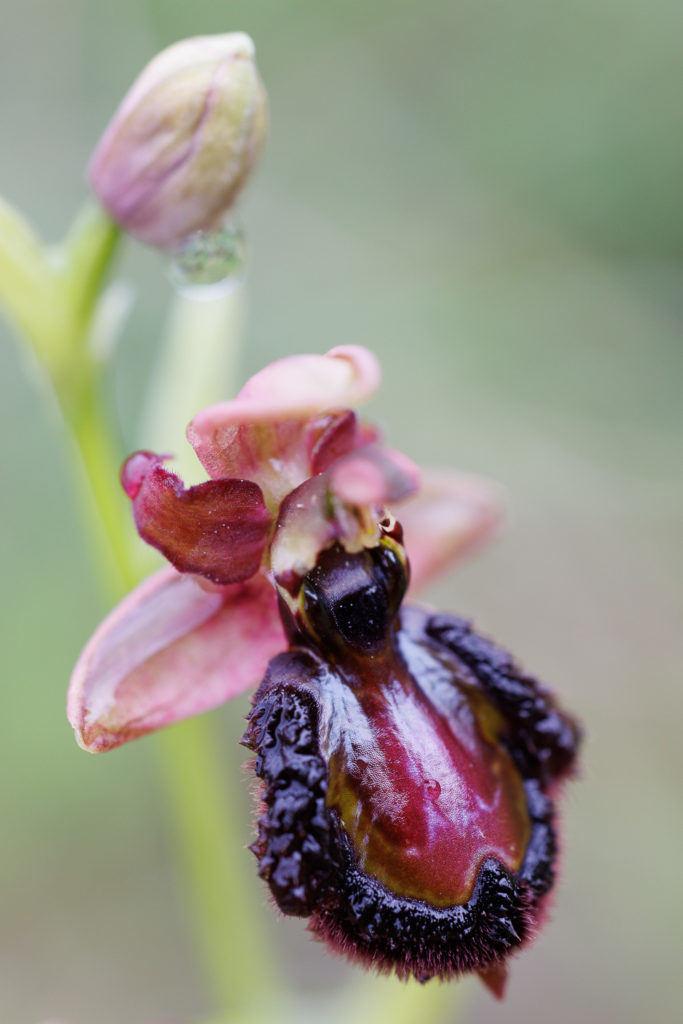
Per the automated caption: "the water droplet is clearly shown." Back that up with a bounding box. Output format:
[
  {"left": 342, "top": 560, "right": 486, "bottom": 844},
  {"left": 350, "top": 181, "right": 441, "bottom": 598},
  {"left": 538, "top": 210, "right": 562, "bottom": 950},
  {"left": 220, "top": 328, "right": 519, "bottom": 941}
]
[
  {"left": 424, "top": 779, "right": 441, "bottom": 801},
  {"left": 167, "top": 222, "right": 246, "bottom": 298}
]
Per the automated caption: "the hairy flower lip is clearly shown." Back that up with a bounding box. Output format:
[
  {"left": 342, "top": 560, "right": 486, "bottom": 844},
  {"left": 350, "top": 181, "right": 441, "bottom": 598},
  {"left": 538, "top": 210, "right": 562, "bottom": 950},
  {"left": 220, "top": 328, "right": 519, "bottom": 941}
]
[{"left": 244, "top": 603, "right": 580, "bottom": 987}]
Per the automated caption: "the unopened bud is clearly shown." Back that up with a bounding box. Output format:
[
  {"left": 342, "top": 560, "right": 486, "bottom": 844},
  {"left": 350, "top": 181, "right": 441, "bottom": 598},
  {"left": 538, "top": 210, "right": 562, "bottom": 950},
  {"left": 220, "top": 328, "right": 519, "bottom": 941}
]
[{"left": 88, "top": 33, "right": 267, "bottom": 249}]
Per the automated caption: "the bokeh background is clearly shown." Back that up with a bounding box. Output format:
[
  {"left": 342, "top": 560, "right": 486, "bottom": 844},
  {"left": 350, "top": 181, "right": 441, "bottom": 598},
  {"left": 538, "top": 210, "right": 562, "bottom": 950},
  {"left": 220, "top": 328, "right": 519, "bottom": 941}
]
[{"left": 1, "top": 2, "right": 681, "bottom": 1022}]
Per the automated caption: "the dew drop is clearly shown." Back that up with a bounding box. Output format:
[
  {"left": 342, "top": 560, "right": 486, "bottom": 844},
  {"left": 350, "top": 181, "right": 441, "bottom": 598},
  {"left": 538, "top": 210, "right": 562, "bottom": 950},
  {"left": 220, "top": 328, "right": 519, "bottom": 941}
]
[
  {"left": 167, "top": 222, "right": 246, "bottom": 298},
  {"left": 424, "top": 779, "right": 441, "bottom": 801}
]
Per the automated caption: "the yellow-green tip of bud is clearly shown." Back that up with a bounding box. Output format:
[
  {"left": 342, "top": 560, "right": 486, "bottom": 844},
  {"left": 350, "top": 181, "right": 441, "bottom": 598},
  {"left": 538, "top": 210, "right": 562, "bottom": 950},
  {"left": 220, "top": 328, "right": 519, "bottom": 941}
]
[{"left": 88, "top": 33, "right": 267, "bottom": 249}]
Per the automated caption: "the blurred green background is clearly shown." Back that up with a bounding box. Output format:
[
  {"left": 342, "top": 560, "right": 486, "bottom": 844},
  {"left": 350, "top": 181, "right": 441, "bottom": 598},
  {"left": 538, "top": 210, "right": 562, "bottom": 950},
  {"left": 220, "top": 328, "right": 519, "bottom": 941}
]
[{"left": 1, "top": 1, "right": 682, "bottom": 1022}]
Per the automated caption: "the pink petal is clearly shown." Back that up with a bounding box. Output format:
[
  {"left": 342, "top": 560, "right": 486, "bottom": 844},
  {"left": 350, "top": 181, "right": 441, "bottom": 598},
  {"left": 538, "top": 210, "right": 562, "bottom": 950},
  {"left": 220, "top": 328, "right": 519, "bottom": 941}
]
[
  {"left": 270, "top": 446, "right": 419, "bottom": 585},
  {"left": 68, "top": 568, "right": 285, "bottom": 752},
  {"left": 186, "top": 347, "right": 381, "bottom": 498},
  {"left": 397, "top": 470, "right": 505, "bottom": 594},
  {"left": 122, "top": 452, "right": 271, "bottom": 585},
  {"left": 195, "top": 345, "right": 381, "bottom": 430},
  {"left": 270, "top": 475, "right": 341, "bottom": 585},
  {"left": 330, "top": 445, "right": 420, "bottom": 507}
]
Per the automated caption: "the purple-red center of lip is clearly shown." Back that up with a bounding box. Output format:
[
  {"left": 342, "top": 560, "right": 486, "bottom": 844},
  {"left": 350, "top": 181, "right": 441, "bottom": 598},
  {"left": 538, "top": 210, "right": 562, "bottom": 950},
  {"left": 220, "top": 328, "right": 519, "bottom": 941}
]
[{"left": 320, "top": 644, "right": 531, "bottom": 907}]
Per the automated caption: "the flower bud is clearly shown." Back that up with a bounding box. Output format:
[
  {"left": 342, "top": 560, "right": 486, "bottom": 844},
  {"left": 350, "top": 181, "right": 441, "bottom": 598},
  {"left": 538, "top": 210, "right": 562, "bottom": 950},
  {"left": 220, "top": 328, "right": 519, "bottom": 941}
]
[{"left": 88, "top": 33, "right": 267, "bottom": 248}]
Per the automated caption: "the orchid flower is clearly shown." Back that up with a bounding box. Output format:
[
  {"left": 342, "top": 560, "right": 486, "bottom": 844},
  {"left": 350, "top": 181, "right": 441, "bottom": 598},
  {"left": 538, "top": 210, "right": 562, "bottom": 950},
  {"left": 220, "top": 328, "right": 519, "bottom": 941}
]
[
  {"left": 68, "top": 345, "right": 496, "bottom": 753},
  {"left": 68, "top": 345, "right": 579, "bottom": 993}
]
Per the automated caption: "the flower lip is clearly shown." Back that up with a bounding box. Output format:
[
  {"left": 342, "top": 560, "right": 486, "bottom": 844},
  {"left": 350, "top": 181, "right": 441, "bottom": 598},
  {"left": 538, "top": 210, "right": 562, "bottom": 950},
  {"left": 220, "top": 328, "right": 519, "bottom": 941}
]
[{"left": 244, "top": 602, "right": 578, "bottom": 983}]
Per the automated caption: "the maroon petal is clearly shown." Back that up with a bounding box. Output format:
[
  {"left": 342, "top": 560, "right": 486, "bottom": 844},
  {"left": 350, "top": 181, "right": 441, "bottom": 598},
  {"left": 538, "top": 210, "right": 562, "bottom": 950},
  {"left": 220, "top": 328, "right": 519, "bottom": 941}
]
[
  {"left": 121, "top": 452, "right": 271, "bottom": 585},
  {"left": 68, "top": 568, "right": 285, "bottom": 752},
  {"left": 307, "top": 410, "right": 380, "bottom": 476}
]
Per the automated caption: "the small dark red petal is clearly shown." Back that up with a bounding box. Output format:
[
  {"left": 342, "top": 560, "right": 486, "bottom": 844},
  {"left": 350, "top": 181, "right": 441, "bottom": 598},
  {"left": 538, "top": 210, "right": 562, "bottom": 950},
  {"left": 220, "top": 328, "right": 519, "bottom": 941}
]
[
  {"left": 126, "top": 458, "right": 271, "bottom": 585},
  {"left": 308, "top": 410, "right": 363, "bottom": 475},
  {"left": 121, "top": 450, "right": 163, "bottom": 499}
]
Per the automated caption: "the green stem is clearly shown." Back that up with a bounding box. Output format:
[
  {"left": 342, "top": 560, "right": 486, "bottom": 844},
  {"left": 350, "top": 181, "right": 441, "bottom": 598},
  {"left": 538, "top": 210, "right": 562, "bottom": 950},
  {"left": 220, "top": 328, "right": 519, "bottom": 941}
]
[
  {"left": 3, "top": 196, "right": 462, "bottom": 1024},
  {"left": 157, "top": 715, "right": 271, "bottom": 1021},
  {"left": 342, "top": 975, "right": 462, "bottom": 1024},
  {"left": 60, "top": 201, "right": 122, "bottom": 329},
  {"left": 0, "top": 195, "right": 272, "bottom": 1021},
  {"left": 141, "top": 286, "right": 273, "bottom": 1019},
  {"left": 0, "top": 194, "right": 71, "bottom": 365},
  {"left": 66, "top": 370, "right": 268, "bottom": 1019},
  {"left": 64, "top": 372, "right": 138, "bottom": 598}
]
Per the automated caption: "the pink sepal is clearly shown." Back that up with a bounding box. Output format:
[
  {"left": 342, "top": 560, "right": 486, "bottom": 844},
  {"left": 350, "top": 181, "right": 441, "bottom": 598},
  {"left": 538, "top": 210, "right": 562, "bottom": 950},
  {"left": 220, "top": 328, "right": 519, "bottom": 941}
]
[
  {"left": 398, "top": 470, "right": 505, "bottom": 594},
  {"left": 331, "top": 446, "right": 420, "bottom": 507},
  {"left": 67, "top": 568, "right": 284, "bottom": 752},
  {"left": 270, "top": 446, "right": 419, "bottom": 582},
  {"left": 186, "top": 347, "right": 381, "bottom": 498}
]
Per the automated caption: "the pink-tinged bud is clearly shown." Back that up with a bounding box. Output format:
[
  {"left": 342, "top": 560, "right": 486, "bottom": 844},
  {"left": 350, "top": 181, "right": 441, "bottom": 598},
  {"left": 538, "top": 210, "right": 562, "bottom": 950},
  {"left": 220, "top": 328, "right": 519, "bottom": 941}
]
[{"left": 88, "top": 33, "right": 267, "bottom": 249}]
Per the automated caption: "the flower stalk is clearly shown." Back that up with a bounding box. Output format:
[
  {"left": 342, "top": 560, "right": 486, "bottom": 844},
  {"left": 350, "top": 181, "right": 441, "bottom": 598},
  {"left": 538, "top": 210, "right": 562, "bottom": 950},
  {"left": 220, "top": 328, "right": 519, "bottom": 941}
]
[
  {"left": 66, "top": 276, "right": 276, "bottom": 1021},
  {"left": 157, "top": 713, "right": 275, "bottom": 1020},
  {"left": 0, "top": 196, "right": 274, "bottom": 1020}
]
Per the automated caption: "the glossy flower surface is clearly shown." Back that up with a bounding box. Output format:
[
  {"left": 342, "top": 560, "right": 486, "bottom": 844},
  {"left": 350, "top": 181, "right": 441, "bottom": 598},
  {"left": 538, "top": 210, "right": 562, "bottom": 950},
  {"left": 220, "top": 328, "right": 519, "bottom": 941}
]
[{"left": 245, "top": 541, "right": 580, "bottom": 990}]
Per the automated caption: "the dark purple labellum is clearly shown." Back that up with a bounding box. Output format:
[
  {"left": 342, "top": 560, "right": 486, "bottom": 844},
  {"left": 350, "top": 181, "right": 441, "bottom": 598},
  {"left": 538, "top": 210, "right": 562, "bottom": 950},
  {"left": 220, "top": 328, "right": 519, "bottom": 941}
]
[{"left": 243, "top": 543, "right": 580, "bottom": 987}]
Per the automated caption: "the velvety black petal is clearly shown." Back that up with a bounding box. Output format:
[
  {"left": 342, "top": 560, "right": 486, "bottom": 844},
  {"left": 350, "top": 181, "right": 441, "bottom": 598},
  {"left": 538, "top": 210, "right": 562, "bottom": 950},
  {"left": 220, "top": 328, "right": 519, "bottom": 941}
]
[{"left": 420, "top": 610, "right": 582, "bottom": 786}]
